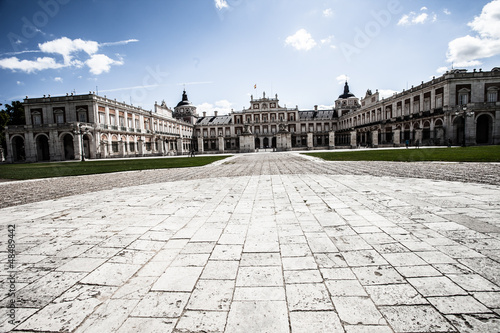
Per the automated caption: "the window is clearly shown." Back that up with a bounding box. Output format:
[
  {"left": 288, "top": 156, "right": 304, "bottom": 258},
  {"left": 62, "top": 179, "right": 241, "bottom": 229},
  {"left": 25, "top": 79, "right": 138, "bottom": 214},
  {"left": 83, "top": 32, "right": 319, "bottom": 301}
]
[
  {"left": 78, "top": 111, "right": 87, "bottom": 123},
  {"left": 459, "top": 93, "right": 468, "bottom": 105},
  {"left": 135, "top": 119, "right": 140, "bottom": 128},
  {"left": 435, "top": 95, "right": 443, "bottom": 108},
  {"left": 112, "top": 142, "right": 119, "bottom": 153},
  {"left": 129, "top": 142, "right": 135, "bottom": 152},
  {"left": 32, "top": 111, "right": 42, "bottom": 125},
  {"left": 487, "top": 88, "right": 498, "bottom": 102},
  {"left": 128, "top": 118, "right": 133, "bottom": 128},
  {"left": 109, "top": 115, "right": 116, "bottom": 125},
  {"left": 119, "top": 117, "right": 125, "bottom": 126},
  {"left": 99, "top": 113, "right": 106, "bottom": 124},
  {"left": 54, "top": 110, "right": 64, "bottom": 124}
]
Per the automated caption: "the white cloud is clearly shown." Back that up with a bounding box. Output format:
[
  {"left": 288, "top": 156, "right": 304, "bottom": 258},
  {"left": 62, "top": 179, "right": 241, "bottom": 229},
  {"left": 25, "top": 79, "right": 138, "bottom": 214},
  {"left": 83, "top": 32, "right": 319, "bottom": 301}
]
[
  {"left": 436, "top": 66, "right": 449, "bottom": 74},
  {"left": 39, "top": 37, "right": 99, "bottom": 64},
  {"left": 413, "top": 12, "right": 428, "bottom": 24},
  {"left": 0, "top": 56, "right": 65, "bottom": 73},
  {"left": 196, "top": 99, "right": 233, "bottom": 116},
  {"left": 285, "top": 29, "right": 317, "bottom": 51},
  {"left": 86, "top": 54, "right": 123, "bottom": 75},
  {"left": 446, "top": 0, "right": 500, "bottom": 67},
  {"left": 0, "top": 36, "right": 133, "bottom": 75},
  {"left": 54, "top": 77, "right": 63, "bottom": 82},
  {"left": 468, "top": 0, "right": 500, "bottom": 39},
  {"left": 443, "top": 8, "right": 451, "bottom": 15},
  {"left": 100, "top": 39, "right": 139, "bottom": 47},
  {"left": 378, "top": 89, "right": 398, "bottom": 99},
  {"left": 16, "top": 81, "right": 24, "bottom": 85},
  {"left": 397, "top": 7, "right": 434, "bottom": 26},
  {"left": 321, "top": 35, "right": 334, "bottom": 45},
  {"left": 336, "top": 74, "right": 350, "bottom": 84},
  {"left": 214, "top": 0, "right": 228, "bottom": 10},
  {"left": 323, "top": 8, "right": 333, "bottom": 17}
]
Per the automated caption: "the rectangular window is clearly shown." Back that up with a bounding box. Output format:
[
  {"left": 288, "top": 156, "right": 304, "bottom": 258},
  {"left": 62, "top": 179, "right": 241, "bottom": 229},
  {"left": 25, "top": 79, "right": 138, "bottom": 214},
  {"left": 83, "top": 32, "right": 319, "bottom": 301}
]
[
  {"left": 99, "top": 112, "right": 106, "bottom": 124},
  {"left": 119, "top": 117, "right": 125, "bottom": 126},
  {"left": 78, "top": 112, "right": 87, "bottom": 123},
  {"left": 32, "top": 113, "right": 42, "bottom": 125},
  {"left": 109, "top": 115, "right": 116, "bottom": 125},
  {"left": 135, "top": 119, "right": 140, "bottom": 128},
  {"left": 55, "top": 113, "right": 64, "bottom": 124},
  {"left": 459, "top": 94, "right": 468, "bottom": 105},
  {"left": 488, "top": 92, "right": 497, "bottom": 102},
  {"left": 128, "top": 118, "right": 133, "bottom": 128},
  {"left": 112, "top": 142, "right": 119, "bottom": 153},
  {"left": 435, "top": 96, "right": 443, "bottom": 108}
]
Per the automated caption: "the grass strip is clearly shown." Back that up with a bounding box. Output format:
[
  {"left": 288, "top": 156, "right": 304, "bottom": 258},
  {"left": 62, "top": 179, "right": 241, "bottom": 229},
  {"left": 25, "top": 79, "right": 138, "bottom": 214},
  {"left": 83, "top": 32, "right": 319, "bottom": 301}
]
[
  {"left": 0, "top": 155, "right": 230, "bottom": 180},
  {"left": 304, "top": 146, "right": 500, "bottom": 162}
]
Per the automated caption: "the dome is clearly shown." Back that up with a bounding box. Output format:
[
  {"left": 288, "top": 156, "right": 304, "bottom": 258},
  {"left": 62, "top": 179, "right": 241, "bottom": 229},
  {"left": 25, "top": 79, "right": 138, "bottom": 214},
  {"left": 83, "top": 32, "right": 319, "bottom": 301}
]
[
  {"left": 338, "top": 81, "right": 355, "bottom": 99},
  {"left": 176, "top": 90, "right": 193, "bottom": 107}
]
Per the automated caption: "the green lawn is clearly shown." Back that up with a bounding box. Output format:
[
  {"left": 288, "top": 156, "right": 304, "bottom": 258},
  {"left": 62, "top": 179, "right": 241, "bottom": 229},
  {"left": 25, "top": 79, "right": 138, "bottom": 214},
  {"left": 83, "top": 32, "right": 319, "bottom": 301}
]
[
  {"left": 304, "top": 145, "right": 500, "bottom": 162},
  {"left": 0, "top": 155, "right": 230, "bottom": 180}
]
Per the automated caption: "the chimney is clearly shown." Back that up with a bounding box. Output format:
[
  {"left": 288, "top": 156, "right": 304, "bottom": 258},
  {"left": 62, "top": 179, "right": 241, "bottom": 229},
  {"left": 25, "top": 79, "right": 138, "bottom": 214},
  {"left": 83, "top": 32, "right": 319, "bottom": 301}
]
[
  {"left": 214, "top": 111, "right": 218, "bottom": 117},
  {"left": 203, "top": 112, "right": 206, "bottom": 117},
  {"left": 314, "top": 105, "right": 318, "bottom": 111}
]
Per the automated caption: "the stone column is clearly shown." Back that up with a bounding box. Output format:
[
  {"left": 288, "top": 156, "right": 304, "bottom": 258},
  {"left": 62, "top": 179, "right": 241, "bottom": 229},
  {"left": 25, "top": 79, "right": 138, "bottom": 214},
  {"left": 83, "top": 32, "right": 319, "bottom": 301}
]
[
  {"left": 393, "top": 129, "right": 401, "bottom": 146},
  {"left": 328, "top": 131, "right": 335, "bottom": 149},
  {"left": 415, "top": 129, "right": 423, "bottom": 146},
  {"left": 197, "top": 137, "right": 204, "bottom": 153},
  {"left": 49, "top": 128, "right": 60, "bottom": 161},
  {"left": 307, "top": 132, "right": 313, "bottom": 149},
  {"left": 119, "top": 140, "right": 125, "bottom": 157},
  {"left": 218, "top": 136, "right": 225, "bottom": 153},
  {"left": 239, "top": 134, "right": 255, "bottom": 153},
  {"left": 177, "top": 138, "right": 184, "bottom": 155},
  {"left": 350, "top": 130, "right": 357, "bottom": 148},
  {"left": 137, "top": 139, "right": 144, "bottom": 156},
  {"left": 465, "top": 115, "right": 475, "bottom": 146},
  {"left": 371, "top": 130, "right": 378, "bottom": 147},
  {"left": 74, "top": 133, "right": 82, "bottom": 160}
]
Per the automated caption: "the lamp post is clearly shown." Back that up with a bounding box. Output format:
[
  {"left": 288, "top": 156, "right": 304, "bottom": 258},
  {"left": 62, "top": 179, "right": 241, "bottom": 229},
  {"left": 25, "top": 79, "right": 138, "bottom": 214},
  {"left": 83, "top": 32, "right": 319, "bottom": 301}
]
[
  {"left": 455, "top": 105, "right": 474, "bottom": 147},
  {"left": 75, "top": 124, "right": 90, "bottom": 161}
]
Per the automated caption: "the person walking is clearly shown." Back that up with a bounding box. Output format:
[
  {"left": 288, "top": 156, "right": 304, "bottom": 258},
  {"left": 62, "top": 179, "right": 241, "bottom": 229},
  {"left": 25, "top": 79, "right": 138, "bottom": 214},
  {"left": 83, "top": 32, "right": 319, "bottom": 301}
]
[{"left": 405, "top": 139, "right": 409, "bottom": 149}]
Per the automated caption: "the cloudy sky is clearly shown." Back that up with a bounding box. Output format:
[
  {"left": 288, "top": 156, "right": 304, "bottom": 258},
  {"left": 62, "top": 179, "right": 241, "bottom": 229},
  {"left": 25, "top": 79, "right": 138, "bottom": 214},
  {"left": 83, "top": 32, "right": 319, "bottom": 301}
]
[{"left": 0, "top": 0, "right": 499, "bottom": 115}]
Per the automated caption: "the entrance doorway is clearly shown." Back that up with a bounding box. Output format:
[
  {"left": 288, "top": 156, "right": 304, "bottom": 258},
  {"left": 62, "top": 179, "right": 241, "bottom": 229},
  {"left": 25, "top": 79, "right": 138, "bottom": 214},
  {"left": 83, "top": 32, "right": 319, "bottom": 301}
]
[
  {"left": 36, "top": 135, "right": 50, "bottom": 161},
  {"left": 63, "top": 134, "right": 75, "bottom": 160},
  {"left": 476, "top": 114, "right": 491, "bottom": 144}
]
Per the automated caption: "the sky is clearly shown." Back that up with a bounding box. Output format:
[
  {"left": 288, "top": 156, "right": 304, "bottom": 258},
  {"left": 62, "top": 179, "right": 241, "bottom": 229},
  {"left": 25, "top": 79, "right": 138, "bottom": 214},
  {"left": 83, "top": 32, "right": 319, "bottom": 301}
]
[{"left": 0, "top": 0, "right": 499, "bottom": 115}]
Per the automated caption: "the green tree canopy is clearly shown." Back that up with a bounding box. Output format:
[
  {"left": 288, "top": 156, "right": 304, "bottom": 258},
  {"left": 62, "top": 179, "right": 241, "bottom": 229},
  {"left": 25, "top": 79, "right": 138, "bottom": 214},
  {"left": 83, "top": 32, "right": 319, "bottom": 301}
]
[{"left": 1, "top": 101, "right": 25, "bottom": 151}]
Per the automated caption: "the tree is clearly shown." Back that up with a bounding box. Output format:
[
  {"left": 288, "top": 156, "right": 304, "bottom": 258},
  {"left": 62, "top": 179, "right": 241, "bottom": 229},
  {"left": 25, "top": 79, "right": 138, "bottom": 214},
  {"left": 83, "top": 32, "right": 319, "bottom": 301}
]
[{"left": 0, "top": 101, "right": 25, "bottom": 152}]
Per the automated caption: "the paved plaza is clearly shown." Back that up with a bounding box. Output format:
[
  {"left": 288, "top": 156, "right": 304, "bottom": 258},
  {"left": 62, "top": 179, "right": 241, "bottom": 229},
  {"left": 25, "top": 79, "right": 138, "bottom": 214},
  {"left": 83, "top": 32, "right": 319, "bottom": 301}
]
[{"left": 1, "top": 152, "right": 500, "bottom": 332}]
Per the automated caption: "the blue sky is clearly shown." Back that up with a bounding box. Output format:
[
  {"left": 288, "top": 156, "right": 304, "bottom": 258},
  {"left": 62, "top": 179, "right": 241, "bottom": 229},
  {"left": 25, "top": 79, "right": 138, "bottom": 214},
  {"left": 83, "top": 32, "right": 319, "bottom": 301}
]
[{"left": 1, "top": 0, "right": 499, "bottom": 115}]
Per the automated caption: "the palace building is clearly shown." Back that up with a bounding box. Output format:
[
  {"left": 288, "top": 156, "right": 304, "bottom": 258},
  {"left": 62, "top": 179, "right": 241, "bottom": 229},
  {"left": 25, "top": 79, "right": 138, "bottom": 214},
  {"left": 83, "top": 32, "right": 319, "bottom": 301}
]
[{"left": 4, "top": 67, "right": 500, "bottom": 162}]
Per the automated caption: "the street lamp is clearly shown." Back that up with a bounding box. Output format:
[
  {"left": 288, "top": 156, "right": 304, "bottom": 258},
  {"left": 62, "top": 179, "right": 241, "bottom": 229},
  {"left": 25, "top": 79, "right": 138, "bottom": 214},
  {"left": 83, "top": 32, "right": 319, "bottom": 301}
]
[
  {"left": 75, "top": 124, "right": 90, "bottom": 161},
  {"left": 455, "top": 105, "right": 474, "bottom": 147}
]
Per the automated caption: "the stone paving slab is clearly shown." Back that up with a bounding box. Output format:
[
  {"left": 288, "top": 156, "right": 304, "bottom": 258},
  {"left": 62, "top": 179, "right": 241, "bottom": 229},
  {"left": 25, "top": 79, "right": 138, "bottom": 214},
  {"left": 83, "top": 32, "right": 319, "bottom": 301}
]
[{"left": 1, "top": 153, "right": 500, "bottom": 332}]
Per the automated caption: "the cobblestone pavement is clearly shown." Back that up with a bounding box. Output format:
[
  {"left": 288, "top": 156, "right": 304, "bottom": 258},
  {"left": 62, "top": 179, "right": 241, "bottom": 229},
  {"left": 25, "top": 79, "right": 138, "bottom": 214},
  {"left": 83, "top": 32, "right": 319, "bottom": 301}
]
[
  {"left": 1, "top": 152, "right": 500, "bottom": 209},
  {"left": 1, "top": 152, "right": 500, "bottom": 332}
]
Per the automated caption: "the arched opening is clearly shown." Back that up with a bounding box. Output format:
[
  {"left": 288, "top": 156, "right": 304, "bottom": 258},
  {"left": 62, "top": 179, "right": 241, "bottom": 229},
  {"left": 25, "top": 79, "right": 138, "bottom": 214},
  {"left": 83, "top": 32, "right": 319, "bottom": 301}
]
[
  {"left": 263, "top": 137, "right": 269, "bottom": 148},
  {"left": 272, "top": 137, "right": 277, "bottom": 148},
  {"left": 63, "top": 134, "right": 75, "bottom": 160},
  {"left": 12, "top": 136, "right": 26, "bottom": 162},
  {"left": 255, "top": 137, "right": 260, "bottom": 149},
  {"left": 476, "top": 114, "right": 492, "bottom": 144},
  {"left": 36, "top": 135, "right": 50, "bottom": 161}
]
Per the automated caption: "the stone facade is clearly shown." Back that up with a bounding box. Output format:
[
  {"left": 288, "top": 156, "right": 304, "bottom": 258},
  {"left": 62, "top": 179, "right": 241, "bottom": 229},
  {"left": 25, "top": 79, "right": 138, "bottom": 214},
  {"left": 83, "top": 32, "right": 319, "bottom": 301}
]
[{"left": 4, "top": 68, "right": 500, "bottom": 162}]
